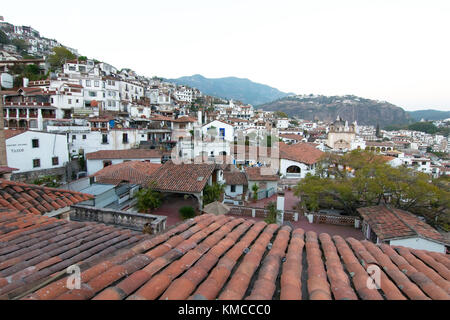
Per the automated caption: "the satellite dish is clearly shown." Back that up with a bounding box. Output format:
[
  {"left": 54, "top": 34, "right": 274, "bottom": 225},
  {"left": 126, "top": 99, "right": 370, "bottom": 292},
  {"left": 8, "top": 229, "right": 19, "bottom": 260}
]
[{"left": 1, "top": 73, "right": 14, "bottom": 89}]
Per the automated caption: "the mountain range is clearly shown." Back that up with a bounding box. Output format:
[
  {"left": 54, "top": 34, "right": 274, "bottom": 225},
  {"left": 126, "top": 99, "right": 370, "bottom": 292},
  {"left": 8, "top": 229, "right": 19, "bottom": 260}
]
[
  {"left": 167, "top": 74, "right": 291, "bottom": 106},
  {"left": 259, "top": 95, "right": 412, "bottom": 127},
  {"left": 407, "top": 110, "right": 450, "bottom": 122}
]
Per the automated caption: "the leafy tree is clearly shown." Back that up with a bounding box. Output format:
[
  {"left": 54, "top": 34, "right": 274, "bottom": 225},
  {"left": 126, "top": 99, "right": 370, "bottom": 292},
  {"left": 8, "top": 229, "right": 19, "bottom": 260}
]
[
  {"left": 179, "top": 206, "right": 196, "bottom": 220},
  {"left": 264, "top": 201, "right": 281, "bottom": 224},
  {"left": 78, "top": 56, "right": 88, "bottom": 61},
  {"left": 136, "top": 182, "right": 161, "bottom": 213},
  {"left": 294, "top": 150, "right": 450, "bottom": 230},
  {"left": 274, "top": 111, "right": 288, "bottom": 118},
  {"left": 12, "top": 39, "right": 29, "bottom": 53},
  {"left": 251, "top": 184, "right": 259, "bottom": 201},
  {"left": 47, "top": 46, "right": 76, "bottom": 71},
  {"left": 0, "top": 30, "right": 10, "bottom": 45},
  {"left": 203, "top": 183, "right": 225, "bottom": 205}
]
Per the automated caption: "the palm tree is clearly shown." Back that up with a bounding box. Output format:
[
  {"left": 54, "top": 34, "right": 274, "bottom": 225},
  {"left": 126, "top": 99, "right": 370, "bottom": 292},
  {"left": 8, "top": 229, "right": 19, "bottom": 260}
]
[
  {"left": 136, "top": 182, "right": 161, "bottom": 214},
  {"left": 203, "top": 183, "right": 225, "bottom": 206}
]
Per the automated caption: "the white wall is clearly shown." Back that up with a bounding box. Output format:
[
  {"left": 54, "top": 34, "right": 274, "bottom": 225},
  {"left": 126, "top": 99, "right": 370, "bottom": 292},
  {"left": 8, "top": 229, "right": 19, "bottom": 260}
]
[
  {"left": 202, "top": 120, "right": 234, "bottom": 142},
  {"left": 6, "top": 131, "right": 69, "bottom": 173},
  {"left": 389, "top": 238, "right": 446, "bottom": 254},
  {"left": 225, "top": 184, "right": 244, "bottom": 198},
  {"left": 280, "top": 159, "right": 315, "bottom": 179}
]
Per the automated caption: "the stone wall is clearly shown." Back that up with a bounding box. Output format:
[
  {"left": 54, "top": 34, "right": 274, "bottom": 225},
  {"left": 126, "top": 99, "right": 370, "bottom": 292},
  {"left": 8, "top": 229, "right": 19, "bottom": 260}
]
[
  {"left": 228, "top": 205, "right": 299, "bottom": 222},
  {"left": 312, "top": 213, "right": 360, "bottom": 227},
  {"left": 11, "top": 159, "right": 81, "bottom": 184},
  {"left": 71, "top": 204, "right": 167, "bottom": 234}
]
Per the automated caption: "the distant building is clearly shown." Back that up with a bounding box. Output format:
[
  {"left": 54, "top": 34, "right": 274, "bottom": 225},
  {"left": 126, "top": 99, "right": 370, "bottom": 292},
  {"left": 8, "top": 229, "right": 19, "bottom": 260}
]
[{"left": 327, "top": 116, "right": 357, "bottom": 151}]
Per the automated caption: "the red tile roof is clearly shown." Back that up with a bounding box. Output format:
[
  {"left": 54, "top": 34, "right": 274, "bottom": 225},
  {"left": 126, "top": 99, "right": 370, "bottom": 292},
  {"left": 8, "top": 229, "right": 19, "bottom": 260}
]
[
  {"left": 223, "top": 171, "right": 248, "bottom": 186},
  {"left": 0, "top": 209, "right": 150, "bottom": 299},
  {"left": 4, "top": 129, "right": 27, "bottom": 140},
  {"left": 173, "top": 117, "right": 197, "bottom": 123},
  {"left": 0, "top": 180, "right": 92, "bottom": 216},
  {"left": 148, "top": 161, "right": 217, "bottom": 193},
  {"left": 245, "top": 167, "right": 279, "bottom": 182},
  {"left": 94, "top": 161, "right": 162, "bottom": 185},
  {"left": 13, "top": 214, "right": 450, "bottom": 300},
  {"left": 280, "top": 142, "right": 324, "bottom": 165},
  {"left": 86, "top": 149, "right": 163, "bottom": 160},
  {"left": 358, "top": 206, "right": 448, "bottom": 245}
]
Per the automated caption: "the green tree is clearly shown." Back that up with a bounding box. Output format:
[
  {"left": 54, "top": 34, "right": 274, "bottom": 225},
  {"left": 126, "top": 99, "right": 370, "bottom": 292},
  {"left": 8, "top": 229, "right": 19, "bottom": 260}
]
[
  {"left": 274, "top": 111, "right": 288, "bottom": 118},
  {"left": 136, "top": 182, "right": 162, "bottom": 213},
  {"left": 251, "top": 184, "right": 259, "bottom": 201},
  {"left": 0, "top": 30, "right": 10, "bottom": 45},
  {"left": 179, "top": 206, "right": 196, "bottom": 220},
  {"left": 203, "top": 183, "right": 225, "bottom": 206},
  {"left": 78, "top": 56, "right": 88, "bottom": 61},
  {"left": 294, "top": 150, "right": 450, "bottom": 230},
  {"left": 264, "top": 201, "right": 281, "bottom": 224},
  {"left": 47, "top": 46, "right": 76, "bottom": 71},
  {"left": 12, "top": 39, "right": 29, "bottom": 53},
  {"left": 33, "top": 175, "right": 61, "bottom": 188}
]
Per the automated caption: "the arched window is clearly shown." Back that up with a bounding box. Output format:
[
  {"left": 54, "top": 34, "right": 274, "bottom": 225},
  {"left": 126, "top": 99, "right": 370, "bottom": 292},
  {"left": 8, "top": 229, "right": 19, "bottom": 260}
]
[{"left": 287, "top": 166, "right": 301, "bottom": 174}]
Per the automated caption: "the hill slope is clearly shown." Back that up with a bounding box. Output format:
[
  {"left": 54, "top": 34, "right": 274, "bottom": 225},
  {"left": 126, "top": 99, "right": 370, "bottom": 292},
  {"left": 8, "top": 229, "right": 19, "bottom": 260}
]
[
  {"left": 259, "top": 95, "right": 412, "bottom": 127},
  {"left": 168, "top": 74, "right": 290, "bottom": 106},
  {"left": 407, "top": 110, "right": 450, "bottom": 121}
]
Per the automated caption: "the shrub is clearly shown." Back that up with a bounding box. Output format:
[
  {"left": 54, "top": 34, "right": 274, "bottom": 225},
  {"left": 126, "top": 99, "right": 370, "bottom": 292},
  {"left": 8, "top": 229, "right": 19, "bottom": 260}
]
[{"left": 179, "top": 206, "right": 196, "bottom": 220}]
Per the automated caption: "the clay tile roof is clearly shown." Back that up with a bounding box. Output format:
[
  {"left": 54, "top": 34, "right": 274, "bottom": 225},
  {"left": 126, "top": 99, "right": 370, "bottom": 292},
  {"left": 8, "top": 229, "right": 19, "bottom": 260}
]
[
  {"left": 173, "top": 116, "right": 197, "bottom": 123},
  {"left": 244, "top": 167, "right": 279, "bottom": 182},
  {"left": 13, "top": 213, "right": 450, "bottom": 301},
  {"left": 0, "top": 180, "right": 92, "bottom": 216},
  {"left": 147, "top": 161, "right": 216, "bottom": 193},
  {"left": 0, "top": 209, "right": 149, "bottom": 299},
  {"left": 86, "top": 149, "right": 163, "bottom": 160},
  {"left": 223, "top": 171, "right": 248, "bottom": 186},
  {"left": 94, "top": 161, "right": 162, "bottom": 185},
  {"left": 4, "top": 130, "right": 27, "bottom": 140},
  {"left": 357, "top": 206, "right": 449, "bottom": 245},
  {"left": 279, "top": 142, "right": 324, "bottom": 165}
]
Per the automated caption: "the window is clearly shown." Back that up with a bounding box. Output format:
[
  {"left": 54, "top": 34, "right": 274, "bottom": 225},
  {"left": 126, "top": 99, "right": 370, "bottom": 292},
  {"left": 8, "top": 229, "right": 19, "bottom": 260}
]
[
  {"left": 52, "top": 157, "right": 59, "bottom": 166},
  {"left": 89, "top": 91, "right": 96, "bottom": 97},
  {"left": 123, "top": 133, "right": 128, "bottom": 144},
  {"left": 103, "top": 160, "right": 112, "bottom": 168},
  {"left": 32, "top": 139, "right": 39, "bottom": 148},
  {"left": 231, "top": 185, "right": 236, "bottom": 193},
  {"left": 82, "top": 135, "right": 87, "bottom": 140},
  {"left": 94, "top": 81, "right": 99, "bottom": 87},
  {"left": 72, "top": 135, "right": 76, "bottom": 140},
  {"left": 76, "top": 99, "right": 79, "bottom": 103},
  {"left": 86, "top": 80, "right": 91, "bottom": 87},
  {"left": 102, "top": 134, "right": 108, "bottom": 144},
  {"left": 69, "top": 66, "right": 76, "bottom": 71},
  {"left": 68, "top": 99, "right": 72, "bottom": 105},
  {"left": 33, "top": 159, "right": 41, "bottom": 168}
]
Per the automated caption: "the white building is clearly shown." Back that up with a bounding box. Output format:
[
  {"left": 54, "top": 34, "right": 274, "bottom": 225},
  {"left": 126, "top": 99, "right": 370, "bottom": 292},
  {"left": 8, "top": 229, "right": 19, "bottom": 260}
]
[
  {"left": 5, "top": 130, "right": 69, "bottom": 174},
  {"left": 202, "top": 120, "right": 234, "bottom": 142}
]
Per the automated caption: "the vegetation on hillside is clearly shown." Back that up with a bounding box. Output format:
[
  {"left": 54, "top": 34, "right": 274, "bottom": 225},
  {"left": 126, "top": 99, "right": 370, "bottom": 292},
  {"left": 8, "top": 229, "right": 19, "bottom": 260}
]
[
  {"left": 385, "top": 122, "right": 449, "bottom": 137},
  {"left": 47, "top": 46, "right": 76, "bottom": 71}
]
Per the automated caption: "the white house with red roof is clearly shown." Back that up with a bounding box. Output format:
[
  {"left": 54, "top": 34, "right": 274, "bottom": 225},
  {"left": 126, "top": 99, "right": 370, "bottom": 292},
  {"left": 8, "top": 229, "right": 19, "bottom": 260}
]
[{"left": 5, "top": 129, "right": 69, "bottom": 175}]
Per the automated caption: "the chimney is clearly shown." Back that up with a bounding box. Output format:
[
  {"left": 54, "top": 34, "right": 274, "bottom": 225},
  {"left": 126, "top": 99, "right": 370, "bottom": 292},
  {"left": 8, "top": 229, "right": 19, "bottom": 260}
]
[
  {"left": 0, "top": 93, "right": 7, "bottom": 167},
  {"left": 276, "top": 190, "right": 285, "bottom": 225},
  {"left": 198, "top": 110, "right": 202, "bottom": 126}
]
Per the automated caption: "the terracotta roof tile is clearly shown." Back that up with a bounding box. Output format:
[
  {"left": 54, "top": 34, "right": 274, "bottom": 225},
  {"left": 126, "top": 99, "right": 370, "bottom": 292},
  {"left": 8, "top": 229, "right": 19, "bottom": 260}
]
[
  {"left": 0, "top": 180, "right": 92, "bottom": 216},
  {"left": 279, "top": 142, "right": 324, "bottom": 165},
  {"left": 86, "top": 149, "right": 163, "bottom": 160},
  {"left": 94, "top": 161, "right": 162, "bottom": 185},
  {"left": 358, "top": 206, "right": 448, "bottom": 245},
  {"left": 2, "top": 210, "right": 448, "bottom": 301}
]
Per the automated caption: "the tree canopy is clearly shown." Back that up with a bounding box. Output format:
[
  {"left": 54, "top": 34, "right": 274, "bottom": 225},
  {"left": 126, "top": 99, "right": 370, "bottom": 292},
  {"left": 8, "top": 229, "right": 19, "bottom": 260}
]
[
  {"left": 294, "top": 150, "right": 450, "bottom": 230},
  {"left": 203, "top": 183, "right": 225, "bottom": 206},
  {"left": 0, "top": 30, "right": 10, "bottom": 45},
  {"left": 136, "top": 182, "right": 162, "bottom": 213},
  {"left": 47, "top": 46, "right": 76, "bottom": 71}
]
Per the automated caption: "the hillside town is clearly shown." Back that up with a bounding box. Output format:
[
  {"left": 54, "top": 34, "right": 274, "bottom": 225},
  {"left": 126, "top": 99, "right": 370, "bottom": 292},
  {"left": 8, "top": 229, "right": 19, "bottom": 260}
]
[{"left": 0, "top": 16, "right": 449, "bottom": 302}]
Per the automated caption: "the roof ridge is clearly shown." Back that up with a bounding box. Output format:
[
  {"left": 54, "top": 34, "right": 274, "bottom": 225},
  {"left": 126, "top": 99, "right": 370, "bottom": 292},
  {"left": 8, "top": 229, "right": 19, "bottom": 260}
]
[{"left": 385, "top": 205, "right": 421, "bottom": 239}]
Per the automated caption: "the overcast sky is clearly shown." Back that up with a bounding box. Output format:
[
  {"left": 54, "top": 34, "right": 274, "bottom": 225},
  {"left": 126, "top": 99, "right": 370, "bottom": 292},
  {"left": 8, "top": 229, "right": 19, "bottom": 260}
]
[{"left": 2, "top": 0, "right": 449, "bottom": 111}]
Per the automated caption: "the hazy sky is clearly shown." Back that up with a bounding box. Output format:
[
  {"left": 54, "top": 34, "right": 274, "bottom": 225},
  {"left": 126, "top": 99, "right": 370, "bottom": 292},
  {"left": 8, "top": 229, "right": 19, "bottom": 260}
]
[{"left": 2, "top": 0, "right": 449, "bottom": 111}]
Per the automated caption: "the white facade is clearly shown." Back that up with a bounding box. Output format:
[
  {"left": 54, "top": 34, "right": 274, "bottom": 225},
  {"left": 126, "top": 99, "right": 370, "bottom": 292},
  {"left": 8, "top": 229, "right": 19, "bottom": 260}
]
[
  {"left": 69, "top": 129, "right": 145, "bottom": 157},
  {"left": 280, "top": 159, "right": 317, "bottom": 179},
  {"left": 225, "top": 184, "right": 244, "bottom": 198},
  {"left": 276, "top": 118, "right": 290, "bottom": 129},
  {"left": 202, "top": 120, "right": 234, "bottom": 142},
  {"left": 388, "top": 238, "right": 446, "bottom": 254},
  {"left": 6, "top": 131, "right": 69, "bottom": 173}
]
